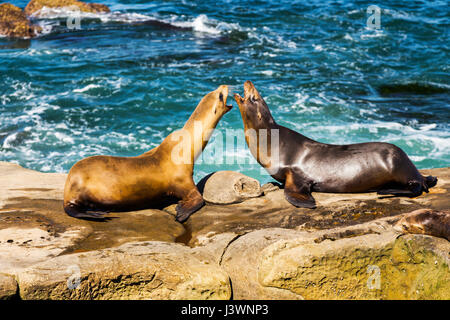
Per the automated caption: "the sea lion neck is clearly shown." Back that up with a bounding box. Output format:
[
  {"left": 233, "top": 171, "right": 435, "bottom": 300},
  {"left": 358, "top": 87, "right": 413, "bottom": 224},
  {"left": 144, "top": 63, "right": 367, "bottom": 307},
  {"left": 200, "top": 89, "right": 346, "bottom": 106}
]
[
  {"left": 236, "top": 82, "right": 278, "bottom": 132},
  {"left": 153, "top": 89, "right": 227, "bottom": 165},
  {"left": 242, "top": 100, "right": 278, "bottom": 133}
]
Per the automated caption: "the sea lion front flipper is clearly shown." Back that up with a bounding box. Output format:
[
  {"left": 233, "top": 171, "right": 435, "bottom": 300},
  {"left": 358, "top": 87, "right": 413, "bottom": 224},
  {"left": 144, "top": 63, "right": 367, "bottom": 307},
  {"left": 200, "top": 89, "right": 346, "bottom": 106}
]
[
  {"left": 284, "top": 171, "right": 316, "bottom": 209},
  {"left": 175, "top": 187, "right": 204, "bottom": 223}
]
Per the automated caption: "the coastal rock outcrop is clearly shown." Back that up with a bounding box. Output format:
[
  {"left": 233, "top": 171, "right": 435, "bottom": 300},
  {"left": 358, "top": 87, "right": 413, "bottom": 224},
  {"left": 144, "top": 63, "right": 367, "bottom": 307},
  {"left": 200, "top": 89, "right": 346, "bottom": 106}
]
[
  {"left": 0, "top": 161, "right": 449, "bottom": 299},
  {"left": 219, "top": 223, "right": 450, "bottom": 300},
  {"left": 0, "top": 273, "right": 17, "bottom": 299},
  {"left": 24, "top": 0, "right": 110, "bottom": 17},
  {"left": 200, "top": 171, "right": 263, "bottom": 204},
  {"left": 0, "top": 3, "right": 41, "bottom": 38},
  {"left": 17, "top": 241, "right": 231, "bottom": 300}
]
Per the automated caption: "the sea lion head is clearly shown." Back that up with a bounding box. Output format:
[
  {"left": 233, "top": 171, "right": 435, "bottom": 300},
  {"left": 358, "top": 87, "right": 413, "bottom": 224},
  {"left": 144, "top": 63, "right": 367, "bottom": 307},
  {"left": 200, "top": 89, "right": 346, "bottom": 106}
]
[
  {"left": 394, "top": 209, "right": 449, "bottom": 240},
  {"left": 197, "top": 85, "right": 233, "bottom": 118},
  {"left": 234, "top": 81, "right": 275, "bottom": 130},
  {"left": 394, "top": 215, "right": 427, "bottom": 235},
  {"left": 179, "top": 85, "right": 232, "bottom": 162},
  {"left": 183, "top": 84, "right": 232, "bottom": 134}
]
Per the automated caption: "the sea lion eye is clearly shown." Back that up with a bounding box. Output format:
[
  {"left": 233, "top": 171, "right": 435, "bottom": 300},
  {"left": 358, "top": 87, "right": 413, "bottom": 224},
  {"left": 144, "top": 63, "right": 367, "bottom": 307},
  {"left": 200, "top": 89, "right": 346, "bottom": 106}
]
[{"left": 219, "top": 92, "right": 223, "bottom": 102}]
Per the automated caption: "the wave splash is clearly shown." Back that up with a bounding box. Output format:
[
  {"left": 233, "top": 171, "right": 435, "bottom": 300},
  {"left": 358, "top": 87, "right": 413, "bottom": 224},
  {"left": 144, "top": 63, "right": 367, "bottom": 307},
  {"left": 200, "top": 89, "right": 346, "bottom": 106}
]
[{"left": 31, "top": 6, "right": 242, "bottom": 37}]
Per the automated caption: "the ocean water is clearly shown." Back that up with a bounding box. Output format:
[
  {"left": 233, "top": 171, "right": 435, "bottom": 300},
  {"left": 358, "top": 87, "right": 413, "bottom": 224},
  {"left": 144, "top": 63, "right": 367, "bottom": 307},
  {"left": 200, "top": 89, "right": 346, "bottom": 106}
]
[{"left": 0, "top": 0, "right": 449, "bottom": 184}]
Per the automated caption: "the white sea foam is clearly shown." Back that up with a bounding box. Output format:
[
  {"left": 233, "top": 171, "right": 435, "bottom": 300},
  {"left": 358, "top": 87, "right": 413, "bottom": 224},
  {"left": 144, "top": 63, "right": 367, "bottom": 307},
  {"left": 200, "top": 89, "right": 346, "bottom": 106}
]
[
  {"left": 360, "top": 29, "right": 386, "bottom": 39},
  {"left": 73, "top": 84, "right": 101, "bottom": 93},
  {"left": 419, "top": 123, "right": 437, "bottom": 131},
  {"left": 384, "top": 8, "right": 446, "bottom": 25},
  {"left": 9, "top": 81, "right": 36, "bottom": 101},
  {"left": 281, "top": 92, "right": 322, "bottom": 114},
  {"left": 31, "top": 8, "right": 240, "bottom": 37},
  {"left": 29, "top": 7, "right": 299, "bottom": 52},
  {"left": 172, "top": 14, "right": 220, "bottom": 34},
  {"left": 343, "top": 34, "right": 354, "bottom": 41},
  {"left": 2, "top": 133, "right": 18, "bottom": 149},
  {"left": 313, "top": 45, "right": 324, "bottom": 52},
  {"left": 260, "top": 70, "right": 274, "bottom": 76},
  {"left": 410, "top": 156, "right": 426, "bottom": 162},
  {"left": 300, "top": 121, "right": 450, "bottom": 157}
]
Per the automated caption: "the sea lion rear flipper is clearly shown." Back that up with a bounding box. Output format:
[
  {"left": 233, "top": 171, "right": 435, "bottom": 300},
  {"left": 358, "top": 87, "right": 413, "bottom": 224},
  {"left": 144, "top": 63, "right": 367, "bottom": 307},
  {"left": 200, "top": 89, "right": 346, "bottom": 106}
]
[
  {"left": 64, "top": 203, "right": 108, "bottom": 220},
  {"left": 175, "top": 188, "right": 204, "bottom": 223},
  {"left": 284, "top": 171, "right": 316, "bottom": 209},
  {"left": 377, "top": 189, "right": 415, "bottom": 196},
  {"left": 377, "top": 180, "right": 423, "bottom": 198}
]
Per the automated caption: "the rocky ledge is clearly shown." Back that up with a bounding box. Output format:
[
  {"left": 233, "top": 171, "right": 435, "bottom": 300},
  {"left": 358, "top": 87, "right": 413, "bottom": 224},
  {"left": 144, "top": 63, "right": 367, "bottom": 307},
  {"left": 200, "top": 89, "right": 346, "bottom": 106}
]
[
  {"left": 24, "top": 0, "right": 110, "bottom": 17},
  {"left": 0, "top": 0, "right": 110, "bottom": 38},
  {"left": 0, "top": 3, "right": 41, "bottom": 38},
  {"left": 0, "top": 161, "right": 449, "bottom": 300}
]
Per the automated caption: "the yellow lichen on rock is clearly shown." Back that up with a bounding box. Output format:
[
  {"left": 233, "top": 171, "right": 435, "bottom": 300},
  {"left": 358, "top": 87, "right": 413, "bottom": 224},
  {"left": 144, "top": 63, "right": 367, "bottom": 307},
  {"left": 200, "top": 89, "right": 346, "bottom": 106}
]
[
  {"left": 0, "top": 3, "right": 41, "bottom": 38},
  {"left": 384, "top": 235, "right": 450, "bottom": 299},
  {"left": 257, "top": 232, "right": 450, "bottom": 300},
  {"left": 24, "top": 0, "right": 110, "bottom": 17}
]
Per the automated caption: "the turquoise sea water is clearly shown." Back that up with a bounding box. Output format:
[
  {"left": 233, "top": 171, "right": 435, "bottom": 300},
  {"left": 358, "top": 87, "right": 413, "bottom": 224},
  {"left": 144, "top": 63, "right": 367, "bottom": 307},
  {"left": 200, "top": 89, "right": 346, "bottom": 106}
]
[{"left": 0, "top": 0, "right": 449, "bottom": 184}]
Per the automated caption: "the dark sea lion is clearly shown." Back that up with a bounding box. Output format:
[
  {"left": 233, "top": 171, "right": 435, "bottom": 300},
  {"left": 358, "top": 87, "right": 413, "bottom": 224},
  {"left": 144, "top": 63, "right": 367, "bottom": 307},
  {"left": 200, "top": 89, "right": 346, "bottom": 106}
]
[
  {"left": 394, "top": 209, "right": 450, "bottom": 241},
  {"left": 64, "top": 85, "right": 232, "bottom": 223},
  {"left": 234, "top": 81, "right": 438, "bottom": 209}
]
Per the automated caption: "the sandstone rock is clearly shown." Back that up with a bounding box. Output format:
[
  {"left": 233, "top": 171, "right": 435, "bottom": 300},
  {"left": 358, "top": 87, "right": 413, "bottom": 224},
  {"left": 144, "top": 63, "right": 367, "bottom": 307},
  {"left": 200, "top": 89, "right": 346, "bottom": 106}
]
[
  {"left": 219, "top": 220, "right": 450, "bottom": 300},
  {"left": 17, "top": 241, "right": 231, "bottom": 300},
  {"left": 201, "top": 171, "right": 262, "bottom": 204},
  {"left": 183, "top": 167, "right": 449, "bottom": 246},
  {"left": 0, "top": 162, "right": 184, "bottom": 272},
  {"left": 218, "top": 228, "right": 306, "bottom": 300},
  {"left": 0, "top": 3, "right": 41, "bottom": 38},
  {"left": 25, "top": 0, "right": 110, "bottom": 17},
  {"left": 0, "top": 226, "right": 90, "bottom": 275},
  {"left": 0, "top": 273, "right": 17, "bottom": 299},
  {"left": 261, "top": 182, "right": 280, "bottom": 194},
  {"left": 1, "top": 161, "right": 449, "bottom": 300}
]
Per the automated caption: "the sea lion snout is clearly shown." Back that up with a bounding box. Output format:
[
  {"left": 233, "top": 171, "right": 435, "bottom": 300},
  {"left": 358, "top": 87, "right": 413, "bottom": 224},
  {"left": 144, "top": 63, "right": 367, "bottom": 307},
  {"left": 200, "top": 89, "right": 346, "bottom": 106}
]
[
  {"left": 216, "top": 85, "right": 233, "bottom": 112},
  {"left": 243, "top": 80, "right": 261, "bottom": 100},
  {"left": 234, "top": 81, "right": 260, "bottom": 109},
  {"left": 234, "top": 93, "right": 244, "bottom": 106}
]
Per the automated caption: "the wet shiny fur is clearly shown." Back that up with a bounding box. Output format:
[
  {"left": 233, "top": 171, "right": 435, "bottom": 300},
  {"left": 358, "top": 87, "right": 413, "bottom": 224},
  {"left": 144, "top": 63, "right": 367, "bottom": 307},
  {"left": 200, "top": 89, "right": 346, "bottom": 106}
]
[
  {"left": 395, "top": 209, "right": 450, "bottom": 241},
  {"left": 234, "top": 81, "right": 438, "bottom": 209},
  {"left": 64, "top": 85, "right": 232, "bottom": 223}
]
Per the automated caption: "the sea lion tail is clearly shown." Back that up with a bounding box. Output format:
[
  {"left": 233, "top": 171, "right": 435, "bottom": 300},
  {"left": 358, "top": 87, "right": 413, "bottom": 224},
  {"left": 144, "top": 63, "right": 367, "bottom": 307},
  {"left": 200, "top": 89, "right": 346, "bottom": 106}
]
[{"left": 64, "top": 203, "right": 108, "bottom": 220}]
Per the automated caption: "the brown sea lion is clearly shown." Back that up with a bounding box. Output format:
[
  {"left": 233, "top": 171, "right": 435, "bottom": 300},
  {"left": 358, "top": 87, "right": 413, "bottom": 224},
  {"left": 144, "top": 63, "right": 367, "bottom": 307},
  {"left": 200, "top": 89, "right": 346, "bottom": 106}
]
[
  {"left": 64, "top": 85, "right": 232, "bottom": 223},
  {"left": 394, "top": 209, "right": 450, "bottom": 241},
  {"left": 234, "top": 81, "right": 438, "bottom": 209}
]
